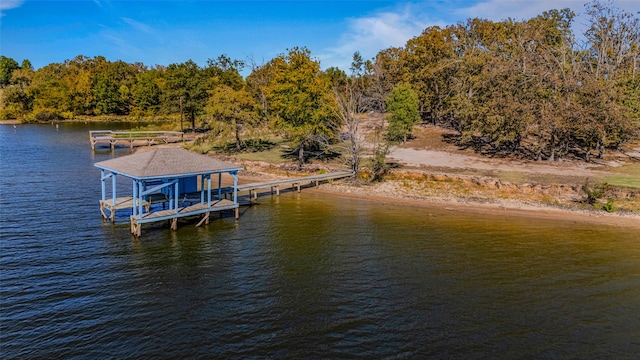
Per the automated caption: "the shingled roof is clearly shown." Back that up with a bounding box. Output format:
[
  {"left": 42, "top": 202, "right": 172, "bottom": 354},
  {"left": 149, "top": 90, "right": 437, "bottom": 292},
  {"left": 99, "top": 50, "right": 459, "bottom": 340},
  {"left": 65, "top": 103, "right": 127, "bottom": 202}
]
[{"left": 94, "top": 148, "right": 242, "bottom": 179}]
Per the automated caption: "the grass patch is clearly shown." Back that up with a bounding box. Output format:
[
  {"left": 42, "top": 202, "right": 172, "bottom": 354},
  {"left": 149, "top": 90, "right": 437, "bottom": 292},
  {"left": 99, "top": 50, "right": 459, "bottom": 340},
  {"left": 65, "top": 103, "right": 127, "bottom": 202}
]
[
  {"left": 235, "top": 145, "right": 289, "bottom": 163},
  {"left": 604, "top": 163, "right": 640, "bottom": 189},
  {"left": 496, "top": 171, "right": 528, "bottom": 183}
]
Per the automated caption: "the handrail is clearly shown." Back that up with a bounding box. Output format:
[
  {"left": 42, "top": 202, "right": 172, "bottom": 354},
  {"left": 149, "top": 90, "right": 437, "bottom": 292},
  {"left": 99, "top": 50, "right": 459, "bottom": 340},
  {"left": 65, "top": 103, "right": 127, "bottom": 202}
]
[
  {"left": 90, "top": 130, "right": 184, "bottom": 150},
  {"left": 90, "top": 130, "right": 184, "bottom": 139}
]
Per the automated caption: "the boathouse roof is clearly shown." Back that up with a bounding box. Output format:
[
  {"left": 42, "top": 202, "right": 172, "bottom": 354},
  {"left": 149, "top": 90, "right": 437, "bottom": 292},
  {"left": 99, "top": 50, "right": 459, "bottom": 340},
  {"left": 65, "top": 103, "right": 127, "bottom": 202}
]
[{"left": 94, "top": 148, "right": 243, "bottom": 179}]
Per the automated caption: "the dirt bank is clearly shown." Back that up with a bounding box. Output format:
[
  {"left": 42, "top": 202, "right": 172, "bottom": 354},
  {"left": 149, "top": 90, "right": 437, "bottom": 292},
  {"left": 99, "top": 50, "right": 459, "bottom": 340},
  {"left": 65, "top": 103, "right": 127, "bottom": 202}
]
[
  {"left": 130, "top": 125, "right": 640, "bottom": 228},
  {"left": 235, "top": 160, "right": 640, "bottom": 230}
]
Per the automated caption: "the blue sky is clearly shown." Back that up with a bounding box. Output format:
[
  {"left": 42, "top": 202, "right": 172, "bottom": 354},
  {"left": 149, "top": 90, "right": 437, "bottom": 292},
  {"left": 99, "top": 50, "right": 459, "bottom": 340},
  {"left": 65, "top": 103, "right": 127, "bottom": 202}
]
[{"left": 1, "top": 0, "right": 639, "bottom": 73}]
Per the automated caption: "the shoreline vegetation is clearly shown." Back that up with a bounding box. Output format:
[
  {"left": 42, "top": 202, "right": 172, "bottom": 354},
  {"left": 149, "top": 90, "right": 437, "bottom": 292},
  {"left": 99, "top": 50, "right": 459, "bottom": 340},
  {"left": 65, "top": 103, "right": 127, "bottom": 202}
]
[
  {"left": 4, "top": 119, "right": 638, "bottom": 228},
  {"left": 235, "top": 159, "right": 640, "bottom": 230},
  {"left": 2, "top": 1, "right": 638, "bottom": 228}
]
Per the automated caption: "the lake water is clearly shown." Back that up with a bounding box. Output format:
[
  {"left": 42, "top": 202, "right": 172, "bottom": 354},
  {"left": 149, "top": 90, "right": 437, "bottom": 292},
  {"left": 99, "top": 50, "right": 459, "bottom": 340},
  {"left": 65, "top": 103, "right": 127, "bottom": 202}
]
[{"left": 1, "top": 123, "right": 639, "bottom": 358}]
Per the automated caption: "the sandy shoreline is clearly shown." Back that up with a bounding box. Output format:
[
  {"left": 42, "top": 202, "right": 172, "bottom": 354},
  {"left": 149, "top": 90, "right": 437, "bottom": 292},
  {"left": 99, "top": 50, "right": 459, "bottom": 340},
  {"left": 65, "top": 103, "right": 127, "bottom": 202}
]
[
  {"left": 236, "top": 170, "right": 640, "bottom": 230},
  {"left": 312, "top": 183, "right": 640, "bottom": 229}
]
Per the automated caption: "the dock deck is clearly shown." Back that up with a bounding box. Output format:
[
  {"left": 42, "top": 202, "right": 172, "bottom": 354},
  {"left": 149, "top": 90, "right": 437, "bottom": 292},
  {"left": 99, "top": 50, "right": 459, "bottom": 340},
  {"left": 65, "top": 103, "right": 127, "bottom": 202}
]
[
  {"left": 97, "top": 164, "right": 353, "bottom": 236},
  {"left": 130, "top": 199, "right": 238, "bottom": 235}
]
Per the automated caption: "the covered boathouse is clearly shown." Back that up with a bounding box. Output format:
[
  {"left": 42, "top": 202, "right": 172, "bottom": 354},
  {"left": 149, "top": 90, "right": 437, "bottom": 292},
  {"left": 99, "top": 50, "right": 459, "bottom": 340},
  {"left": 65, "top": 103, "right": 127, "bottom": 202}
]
[{"left": 94, "top": 148, "right": 243, "bottom": 236}]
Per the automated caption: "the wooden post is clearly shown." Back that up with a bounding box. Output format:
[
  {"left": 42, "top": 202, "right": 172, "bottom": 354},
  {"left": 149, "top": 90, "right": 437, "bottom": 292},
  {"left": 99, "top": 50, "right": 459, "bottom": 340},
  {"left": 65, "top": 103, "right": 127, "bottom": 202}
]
[
  {"left": 196, "top": 212, "right": 210, "bottom": 227},
  {"left": 235, "top": 207, "right": 239, "bottom": 220},
  {"left": 171, "top": 218, "right": 178, "bottom": 231},
  {"left": 100, "top": 203, "right": 107, "bottom": 220}
]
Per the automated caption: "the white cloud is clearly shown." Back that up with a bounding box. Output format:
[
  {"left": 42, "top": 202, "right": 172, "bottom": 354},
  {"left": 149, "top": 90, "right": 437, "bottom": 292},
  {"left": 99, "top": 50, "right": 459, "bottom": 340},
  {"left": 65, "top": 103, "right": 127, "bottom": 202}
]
[
  {"left": 456, "top": 0, "right": 581, "bottom": 21},
  {"left": 457, "top": 0, "right": 640, "bottom": 21},
  {"left": 121, "top": 17, "right": 155, "bottom": 34},
  {"left": 0, "top": 0, "right": 24, "bottom": 17},
  {"left": 321, "top": 0, "right": 640, "bottom": 72},
  {"left": 456, "top": 0, "right": 640, "bottom": 43},
  {"left": 320, "top": 4, "right": 441, "bottom": 71}
]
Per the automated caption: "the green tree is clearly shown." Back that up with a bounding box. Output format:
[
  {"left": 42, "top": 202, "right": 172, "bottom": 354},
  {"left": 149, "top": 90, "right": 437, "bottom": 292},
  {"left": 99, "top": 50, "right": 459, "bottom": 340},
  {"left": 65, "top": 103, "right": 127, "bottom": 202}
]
[
  {"left": 164, "top": 60, "right": 209, "bottom": 129},
  {"left": 1, "top": 86, "right": 32, "bottom": 119},
  {"left": 132, "top": 69, "right": 163, "bottom": 116},
  {"left": 2, "top": 59, "right": 36, "bottom": 119},
  {"left": 400, "top": 25, "right": 458, "bottom": 125},
  {"left": 246, "top": 57, "right": 272, "bottom": 124},
  {"left": 385, "top": 84, "right": 420, "bottom": 142},
  {"left": 206, "top": 54, "right": 245, "bottom": 90},
  {"left": 207, "top": 84, "right": 257, "bottom": 152},
  {"left": 63, "top": 55, "right": 96, "bottom": 116},
  {"left": 29, "top": 63, "right": 71, "bottom": 119},
  {"left": 91, "top": 59, "right": 138, "bottom": 115},
  {"left": 0, "top": 56, "right": 19, "bottom": 87},
  {"left": 93, "top": 71, "right": 119, "bottom": 115},
  {"left": 263, "top": 47, "right": 339, "bottom": 167}
]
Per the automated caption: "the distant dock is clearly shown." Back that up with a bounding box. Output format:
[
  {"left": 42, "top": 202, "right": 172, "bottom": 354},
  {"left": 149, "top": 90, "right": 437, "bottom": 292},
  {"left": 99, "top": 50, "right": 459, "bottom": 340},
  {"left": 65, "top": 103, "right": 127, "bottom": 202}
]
[{"left": 90, "top": 130, "right": 184, "bottom": 150}]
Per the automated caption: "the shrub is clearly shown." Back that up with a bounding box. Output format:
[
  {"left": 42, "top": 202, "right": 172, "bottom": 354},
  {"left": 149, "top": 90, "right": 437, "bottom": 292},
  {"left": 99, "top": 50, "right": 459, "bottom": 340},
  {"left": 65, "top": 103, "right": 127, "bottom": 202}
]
[
  {"left": 602, "top": 199, "right": 616, "bottom": 213},
  {"left": 582, "top": 179, "right": 609, "bottom": 205},
  {"left": 371, "top": 143, "right": 390, "bottom": 182}
]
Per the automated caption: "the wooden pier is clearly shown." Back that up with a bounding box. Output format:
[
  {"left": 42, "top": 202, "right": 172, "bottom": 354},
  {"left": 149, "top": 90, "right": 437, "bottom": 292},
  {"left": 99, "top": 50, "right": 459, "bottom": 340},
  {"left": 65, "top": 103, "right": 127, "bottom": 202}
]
[
  {"left": 238, "top": 170, "right": 354, "bottom": 200},
  {"left": 90, "top": 130, "right": 184, "bottom": 150},
  {"left": 95, "top": 147, "right": 354, "bottom": 236},
  {"left": 95, "top": 148, "right": 242, "bottom": 237}
]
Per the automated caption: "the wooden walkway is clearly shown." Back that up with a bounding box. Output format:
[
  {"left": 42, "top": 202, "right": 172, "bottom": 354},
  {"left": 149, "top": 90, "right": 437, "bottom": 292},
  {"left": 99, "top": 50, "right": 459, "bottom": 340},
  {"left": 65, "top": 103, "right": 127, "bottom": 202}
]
[
  {"left": 238, "top": 170, "right": 354, "bottom": 200},
  {"left": 99, "top": 170, "right": 353, "bottom": 235},
  {"left": 90, "top": 130, "right": 184, "bottom": 150}
]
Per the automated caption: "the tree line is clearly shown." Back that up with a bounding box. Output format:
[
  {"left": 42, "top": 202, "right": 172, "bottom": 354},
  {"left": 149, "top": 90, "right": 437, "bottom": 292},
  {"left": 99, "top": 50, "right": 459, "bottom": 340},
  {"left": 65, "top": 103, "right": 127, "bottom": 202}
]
[{"left": 1, "top": 0, "right": 638, "bottom": 167}]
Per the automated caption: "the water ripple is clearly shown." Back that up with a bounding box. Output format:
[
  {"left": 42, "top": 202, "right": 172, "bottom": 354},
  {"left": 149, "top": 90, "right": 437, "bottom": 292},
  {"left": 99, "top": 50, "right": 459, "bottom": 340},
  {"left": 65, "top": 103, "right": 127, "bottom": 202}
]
[{"left": 1, "top": 125, "right": 640, "bottom": 358}]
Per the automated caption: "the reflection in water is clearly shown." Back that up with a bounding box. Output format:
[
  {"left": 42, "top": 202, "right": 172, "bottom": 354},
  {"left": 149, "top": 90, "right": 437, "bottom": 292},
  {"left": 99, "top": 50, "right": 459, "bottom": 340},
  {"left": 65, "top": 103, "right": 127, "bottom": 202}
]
[{"left": 0, "top": 124, "right": 639, "bottom": 358}]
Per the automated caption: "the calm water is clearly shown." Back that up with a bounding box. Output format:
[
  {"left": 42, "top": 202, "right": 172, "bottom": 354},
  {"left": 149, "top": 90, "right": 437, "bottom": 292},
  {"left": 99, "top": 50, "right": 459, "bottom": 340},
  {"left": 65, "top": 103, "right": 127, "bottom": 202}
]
[{"left": 1, "top": 123, "right": 639, "bottom": 359}]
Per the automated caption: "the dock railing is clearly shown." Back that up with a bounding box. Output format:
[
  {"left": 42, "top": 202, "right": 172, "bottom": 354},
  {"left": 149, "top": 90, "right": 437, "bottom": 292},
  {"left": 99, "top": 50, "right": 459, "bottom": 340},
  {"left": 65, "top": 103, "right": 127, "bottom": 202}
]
[
  {"left": 90, "top": 130, "right": 184, "bottom": 150},
  {"left": 238, "top": 170, "right": 354, "bottom": 200}
]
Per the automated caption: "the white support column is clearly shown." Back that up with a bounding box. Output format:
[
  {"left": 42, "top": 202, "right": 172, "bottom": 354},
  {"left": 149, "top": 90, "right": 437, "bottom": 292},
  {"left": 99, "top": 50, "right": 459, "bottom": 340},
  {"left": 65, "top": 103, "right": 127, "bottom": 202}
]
[
  {"left": 231, "top": 171, "right": 238, "bottom": 205},
  {"left": 200, "top": 175, "right": 205, "bottom": 203},
  {"left": 101, "top": 170, "right": 106, "bottom": 201},
  {"left": 174, "top": 181, "right": 179, "bottom": 213},
  {"left": 132, "top": 180, "right": 137, "bottom": 217},
  {"left": 138, "top": 180, "right": 144, "bottom": 216},
  {"left": 111, "top": 173, "right": 117, "bottom": 206},
  {"left": 168, "top": 181, "right": 173, "bottom": 210},
  {"left": 208, "top": 175, "right": 212, "bottom": 206},
  {"left": 218, "top": 173, "right": 222, "bottom": 199}
]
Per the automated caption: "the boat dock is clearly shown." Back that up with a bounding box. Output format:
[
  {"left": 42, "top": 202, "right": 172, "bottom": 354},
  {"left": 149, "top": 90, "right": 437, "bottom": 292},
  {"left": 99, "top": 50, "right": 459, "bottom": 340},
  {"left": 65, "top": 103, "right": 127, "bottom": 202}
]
[
  {"left": 95, "top": 147, "right": 354, "bottom": 236},
  {"left": 90, "top": 130, "right": 184, "bottom": 150}
]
